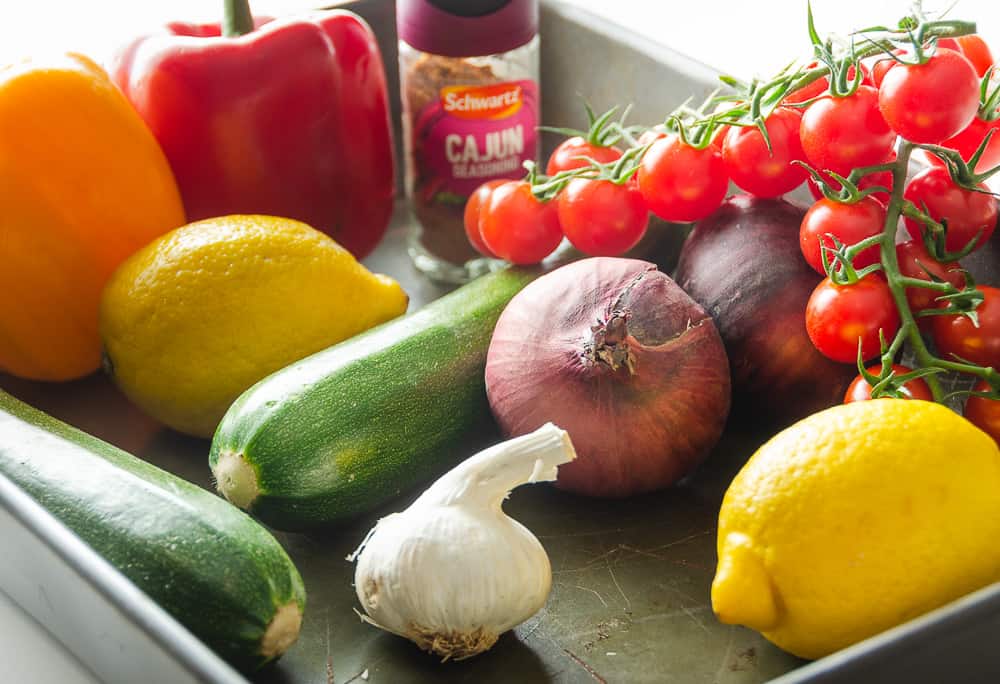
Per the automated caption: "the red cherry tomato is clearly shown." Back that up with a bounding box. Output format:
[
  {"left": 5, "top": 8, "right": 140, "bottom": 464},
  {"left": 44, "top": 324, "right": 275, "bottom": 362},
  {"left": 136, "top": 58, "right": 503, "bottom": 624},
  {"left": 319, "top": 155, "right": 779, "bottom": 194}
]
[
  {"left": 964, "top": 380, "right": 1000, "bottom": 444},
  {"left": 931, "top": 285, "right": 1000, "bottom": 367},
  {"left": 806, "top": 163, "right": 894, "bottom": 206},
  {"left": 844, "top": 364, "right": 934, "bottom": 402},
  {"left": 800, "top": 86, "right": 896, "bottom": 177},
  {"left": 806, "top": 275, "right": 901, "bottom": 363},
  {"left": 783, "top": 61, "right": 831, "bottom": 104},
  {"left": 866, "top": 49, "right": 907, "bottom": 88},
  {"left": 708, "top": 102, "right": 741, "bottom": 149},
  {"left": 722, "top": 107, "right": 808, "bottom": 198},
  {"left": 463, "top": 180, "right": 504, "bottom": 257},
  {"left": 636, "top": 128, "right": 668, "bottom": 146},
  {"left": 557, "top": 178, "right": 649, "bottom": 256},
  {"left": 783, "top": 62, "right": 868, "bottom": 104},
  {"left": 895, "top": 240, "right": 964, "bottom": 313},
  {"left": 938, "top": 35, "right": 994, "bottom": 77},
  {"left": 903, "top": 166, "right": 998, "bottom": 254},
  {"left": 708, "top": 125, "right": 730, "bottom": 150},
  {"left": 878, "top": 49, "right": 980, "bottom": 143},
  {"left": 937, "top": 116, "right": 1000, "bottom": 174},
  {"left": 799, "top": 196, "right": 886, "bottom": 274},
  {"left": 546, "top": 137, "right": 623, "bottom": 175},
  {"left": 479, "top": 181, "right": 563, "bottom": 265},
  {"left": 637, "top": 134, "right": 729, "bottom": 222}
]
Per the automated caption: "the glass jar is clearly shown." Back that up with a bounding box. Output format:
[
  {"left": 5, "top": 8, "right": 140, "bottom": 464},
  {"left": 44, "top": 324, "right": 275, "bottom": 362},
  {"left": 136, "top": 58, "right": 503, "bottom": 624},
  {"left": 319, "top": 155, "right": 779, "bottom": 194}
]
[{"left": 397, "top": 0, "right": 540, "bottom": 283}]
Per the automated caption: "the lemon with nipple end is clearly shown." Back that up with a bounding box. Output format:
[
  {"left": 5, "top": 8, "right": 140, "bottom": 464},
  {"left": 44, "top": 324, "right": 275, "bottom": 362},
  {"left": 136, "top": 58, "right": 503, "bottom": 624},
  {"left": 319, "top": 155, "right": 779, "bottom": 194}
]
[
  {"left": 712, "top": 399, "right": 1000, "bottom": 659},
  {"left": 100, "top": 215, "right": 407, "bottom": 437}
]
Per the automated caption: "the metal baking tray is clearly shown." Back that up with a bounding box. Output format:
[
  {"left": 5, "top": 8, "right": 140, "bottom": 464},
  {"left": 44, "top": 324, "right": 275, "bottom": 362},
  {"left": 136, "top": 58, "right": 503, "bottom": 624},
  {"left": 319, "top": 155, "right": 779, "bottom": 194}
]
[{"left": 2, "top": 1, "right": 999, "bottom": 682}]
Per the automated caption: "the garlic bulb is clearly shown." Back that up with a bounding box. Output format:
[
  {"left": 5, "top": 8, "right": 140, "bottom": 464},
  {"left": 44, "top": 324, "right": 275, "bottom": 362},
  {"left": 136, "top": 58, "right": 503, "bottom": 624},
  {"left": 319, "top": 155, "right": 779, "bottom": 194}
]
[{"left": 349, "top": 423, "right": 576, "bottom": 660}]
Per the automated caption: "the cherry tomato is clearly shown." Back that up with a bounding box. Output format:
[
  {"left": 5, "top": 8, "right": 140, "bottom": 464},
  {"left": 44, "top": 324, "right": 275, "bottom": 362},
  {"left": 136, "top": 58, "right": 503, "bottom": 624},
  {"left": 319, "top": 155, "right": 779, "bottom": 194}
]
[
  {"left": 557, "top": 178, "right": 648, "bottom": 256},
  {"left": 806, "top": 163, "right": 894, "bottom": 206},
  {"left": 806, "top": 275, "right": 901, "bottom": 363},
  {"left": 931, "top": 285, "right": 1000, "bottom": 367},
  {"left": 636, "top": 127, "right": 668, "bottom": 146},
  {"left": 637, "top": 134, "right": 729, "bottom": 222},
  {"left": 800, "top": 86, "right": 896, "bottom": 177},
  {"left": 878, "top": 49, "right": 980, "bottom": 143},
  {"left": 783, "top": 62, "right": 868, "bottom": 104},
  {"left": 463, "top": 180, "right": 504, "bottom": 257},
  {"left": 903, "top": 166, "right": 998, "bottom": 254},
  {"left": 546, "top": 137, "right": 623, "bottom": 175},
  {"left": 783, "top": 62, "right": 830, "bottom": 104},
  {"left": 479, "top": 181, "right": 563, "bottom": 265},
  {"left": 844, "top": 364, "right": 933, "bottom": 402},
  {"left": 938, "top": 35, "right": 994, "bottom": 77},
  {"left": 866, "top": 49, "right": 907, "bottom": 88},
  {"left": 964, "top": 380, "right": 1000, "bottom": 444},
  {"left": 937, "top": 116, "right": 1000, "bottom": 173},
  {"left": 895, "top": 240, "right": 964, "bottom": 313},
  {"left": 707, "top": 102, "right": 740, "bottom": 148},
  {"left": 722, "top": 107, "right": 808, "bottom": 198},
  {"left": 708, "top": 125, "right": 729, "bottom": 150},
  {"left": 799, "top": 196, "right": 886, "bottom": 274}
]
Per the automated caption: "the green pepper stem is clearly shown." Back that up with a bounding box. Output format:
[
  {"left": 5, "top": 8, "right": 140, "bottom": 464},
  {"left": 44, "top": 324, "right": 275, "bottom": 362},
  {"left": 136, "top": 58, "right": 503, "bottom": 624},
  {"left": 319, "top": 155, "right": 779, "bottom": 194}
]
[{"left": 223, "top": 0, "right": 255, "bottom": 38}]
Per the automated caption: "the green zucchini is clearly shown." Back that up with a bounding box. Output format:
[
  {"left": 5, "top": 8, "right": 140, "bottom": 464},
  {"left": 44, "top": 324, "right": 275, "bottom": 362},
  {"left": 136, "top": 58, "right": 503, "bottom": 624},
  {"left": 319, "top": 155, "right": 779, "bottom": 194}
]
[
  {"left": 209, "top": 266, "right": 538, "bottom": 530},
  {"left": 0, "top": 390, "right": 306, "bottom": 672}
]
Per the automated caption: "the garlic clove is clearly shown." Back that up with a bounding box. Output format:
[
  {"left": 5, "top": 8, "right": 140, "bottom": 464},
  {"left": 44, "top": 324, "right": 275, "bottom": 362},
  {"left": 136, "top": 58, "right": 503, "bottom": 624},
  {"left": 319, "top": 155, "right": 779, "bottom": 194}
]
[{"left": 349, "top": 423, "right": 575, "bottom": 660}]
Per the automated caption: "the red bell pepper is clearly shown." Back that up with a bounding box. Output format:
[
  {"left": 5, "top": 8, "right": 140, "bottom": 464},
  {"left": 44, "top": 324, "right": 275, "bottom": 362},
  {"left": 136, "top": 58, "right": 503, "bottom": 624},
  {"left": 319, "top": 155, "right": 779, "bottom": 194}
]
[{"left": 111, "top": 0, "right": 395, "bottom": 258}]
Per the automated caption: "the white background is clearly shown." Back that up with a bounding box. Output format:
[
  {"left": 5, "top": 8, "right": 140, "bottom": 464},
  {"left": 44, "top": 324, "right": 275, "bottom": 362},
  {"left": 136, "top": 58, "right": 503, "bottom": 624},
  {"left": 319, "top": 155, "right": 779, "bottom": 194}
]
[{"left": 0, "top": 0, "right": 998, "bottom": 74}]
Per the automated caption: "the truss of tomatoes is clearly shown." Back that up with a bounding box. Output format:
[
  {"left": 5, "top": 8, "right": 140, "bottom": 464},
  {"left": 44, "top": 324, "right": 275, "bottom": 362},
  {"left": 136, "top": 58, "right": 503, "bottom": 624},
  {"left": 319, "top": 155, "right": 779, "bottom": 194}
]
[
  {"left": 464, "top": 108, "right": 653, "bottom": 264},
  {"left": 461, "top": 27, "right": 1000, "bottom": 440},
  {"left": 792, "top": 40, "right": 999, "bottom": 436}
]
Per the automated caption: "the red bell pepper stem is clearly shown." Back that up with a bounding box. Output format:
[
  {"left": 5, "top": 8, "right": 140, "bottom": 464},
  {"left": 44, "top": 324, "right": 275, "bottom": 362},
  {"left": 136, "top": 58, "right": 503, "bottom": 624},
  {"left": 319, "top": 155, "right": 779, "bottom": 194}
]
[{"left": 223, "top": 0, "right": 255, "bottom": 37}]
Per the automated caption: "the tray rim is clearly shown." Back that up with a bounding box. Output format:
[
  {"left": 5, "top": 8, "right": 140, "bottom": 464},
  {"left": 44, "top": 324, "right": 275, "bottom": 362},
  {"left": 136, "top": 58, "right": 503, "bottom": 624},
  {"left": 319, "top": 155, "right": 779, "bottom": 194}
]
[
  {"left": 0, "top": 471, "right": 247, "bottom": 684},
  {"left": 772, "top": 580, "right": 1000, "bottom": 683},
  {"left": 1, "top": 1, "right": 998, "bottom": 682}
]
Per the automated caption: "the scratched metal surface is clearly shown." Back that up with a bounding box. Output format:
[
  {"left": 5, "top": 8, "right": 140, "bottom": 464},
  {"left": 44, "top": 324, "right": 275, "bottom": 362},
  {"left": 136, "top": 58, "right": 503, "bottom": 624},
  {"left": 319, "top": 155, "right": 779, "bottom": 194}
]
[
  {"left": 0, "top": 211, "right": 802, "bottom": 684},
  {"left": 0, "top": 3, "right": 805, "bottom": 682}
]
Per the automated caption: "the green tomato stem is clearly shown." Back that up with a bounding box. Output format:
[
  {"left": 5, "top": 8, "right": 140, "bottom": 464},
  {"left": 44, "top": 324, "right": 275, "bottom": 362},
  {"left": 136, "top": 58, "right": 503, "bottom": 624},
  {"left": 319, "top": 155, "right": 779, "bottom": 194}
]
[
  {"left": 932, "top": 358, "right": 1000, "bottom": 382},
  {"left": 880, "top": 142, "right": 946, "bottom": 402},
  {"left": 895, "top": 276, "right": 958, "bottom": 292},
  {"left": 879, "top": 140, "right": 999, "bottom": 404},
  {"left": 766, "top": 20, "right": 976, "bottom": 114}
]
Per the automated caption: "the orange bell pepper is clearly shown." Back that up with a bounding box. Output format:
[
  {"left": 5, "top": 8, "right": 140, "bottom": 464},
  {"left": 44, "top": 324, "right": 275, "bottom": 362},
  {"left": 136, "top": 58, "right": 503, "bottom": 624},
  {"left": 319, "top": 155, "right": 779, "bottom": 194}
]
[{"left": 0, "top": 53, "right": 185, "bottom": 381}]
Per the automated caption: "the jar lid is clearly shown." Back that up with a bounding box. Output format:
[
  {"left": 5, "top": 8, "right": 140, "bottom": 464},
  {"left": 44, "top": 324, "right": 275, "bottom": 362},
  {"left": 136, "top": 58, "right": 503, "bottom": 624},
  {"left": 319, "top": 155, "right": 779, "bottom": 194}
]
[{"left": 397, "top": 0, "right": 538, "bottom": 58}]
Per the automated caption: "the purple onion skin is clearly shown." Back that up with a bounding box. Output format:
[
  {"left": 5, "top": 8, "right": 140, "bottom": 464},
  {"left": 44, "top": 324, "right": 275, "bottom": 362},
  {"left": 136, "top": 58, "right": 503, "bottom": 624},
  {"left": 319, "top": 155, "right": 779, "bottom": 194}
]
[
  {"left": 674, "top": 194, "right": 856, "bottom": 425},
  {"left": 485, "top": 257, "right": 731, "bottom": 498}
]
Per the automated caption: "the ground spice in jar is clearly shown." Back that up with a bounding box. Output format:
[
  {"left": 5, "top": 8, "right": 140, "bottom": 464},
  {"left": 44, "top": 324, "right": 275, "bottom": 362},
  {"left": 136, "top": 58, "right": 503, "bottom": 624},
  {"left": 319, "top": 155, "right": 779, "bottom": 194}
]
[{"left": 397, "top": 0, "right": 540, "bottom": 283}]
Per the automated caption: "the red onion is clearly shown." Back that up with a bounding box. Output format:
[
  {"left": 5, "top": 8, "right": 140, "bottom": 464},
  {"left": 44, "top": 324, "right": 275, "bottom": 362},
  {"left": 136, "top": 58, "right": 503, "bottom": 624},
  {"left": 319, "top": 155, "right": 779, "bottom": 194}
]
[
  {"left": 674, "top": 195, "right": 857, "bottom": 424},
  {"left": 485, "top": 257, "right": 731, "bottom": 497}
]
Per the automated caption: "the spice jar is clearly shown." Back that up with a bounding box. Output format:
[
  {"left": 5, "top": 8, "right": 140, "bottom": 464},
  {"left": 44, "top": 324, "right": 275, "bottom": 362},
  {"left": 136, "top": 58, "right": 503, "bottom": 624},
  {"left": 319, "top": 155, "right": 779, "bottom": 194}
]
[{"left": 397, "top": 0, "right": 540, "bottom": 283}]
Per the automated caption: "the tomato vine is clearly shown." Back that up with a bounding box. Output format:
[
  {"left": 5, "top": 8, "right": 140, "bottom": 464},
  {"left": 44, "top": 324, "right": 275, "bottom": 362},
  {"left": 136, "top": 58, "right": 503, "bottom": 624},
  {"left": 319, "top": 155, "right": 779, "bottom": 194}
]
[{"left": 466, "top": 0, "right": 1000, "bottom": 415}]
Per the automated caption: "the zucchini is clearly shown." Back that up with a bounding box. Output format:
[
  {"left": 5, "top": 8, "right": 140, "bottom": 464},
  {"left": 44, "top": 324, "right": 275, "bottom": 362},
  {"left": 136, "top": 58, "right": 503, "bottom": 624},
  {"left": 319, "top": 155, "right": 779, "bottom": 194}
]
[
  {"left": 209, "top": 266, "right": 537, "bottom": 530},
  {"left": 0, "top": 390, "right": 306, "bottom": 672}
]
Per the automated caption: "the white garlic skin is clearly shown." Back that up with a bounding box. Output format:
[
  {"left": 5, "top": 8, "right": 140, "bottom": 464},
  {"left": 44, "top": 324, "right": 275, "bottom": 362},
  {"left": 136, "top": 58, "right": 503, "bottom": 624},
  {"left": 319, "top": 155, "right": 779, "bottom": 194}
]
[
  {"left": 354, "top": 503, "right": 551, "bottom": 656},
  {"left": 351, "top": 424, "right": 575, "bottom": 660}
]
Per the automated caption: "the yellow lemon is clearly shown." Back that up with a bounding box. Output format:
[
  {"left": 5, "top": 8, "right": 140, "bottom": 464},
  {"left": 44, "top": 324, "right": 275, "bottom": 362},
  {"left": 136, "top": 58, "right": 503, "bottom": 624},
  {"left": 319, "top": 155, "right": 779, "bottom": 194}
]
[
  {"left": 711, "top": 399, "right": 1000, "bottom": 660},
  {"left": 100, "top": 215, "right": 407, "bottom": 438}
]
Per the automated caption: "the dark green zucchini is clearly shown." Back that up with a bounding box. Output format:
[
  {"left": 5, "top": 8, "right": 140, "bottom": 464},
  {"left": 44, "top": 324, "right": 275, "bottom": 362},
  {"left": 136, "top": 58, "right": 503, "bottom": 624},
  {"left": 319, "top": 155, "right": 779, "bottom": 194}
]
[
  {"left": 0, "top": 390, "right": 305, "bottom": 672},
  {"left": 209, "top": 266, "right": 537, "bottom": 530}
]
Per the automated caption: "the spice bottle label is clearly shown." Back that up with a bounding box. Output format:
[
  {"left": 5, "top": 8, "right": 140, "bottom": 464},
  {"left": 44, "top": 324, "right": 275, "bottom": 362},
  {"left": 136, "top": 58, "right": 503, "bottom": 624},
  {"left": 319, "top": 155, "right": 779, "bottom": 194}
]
[{"left": 415, "top": 79, "right": 539, "bottom": 199}]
